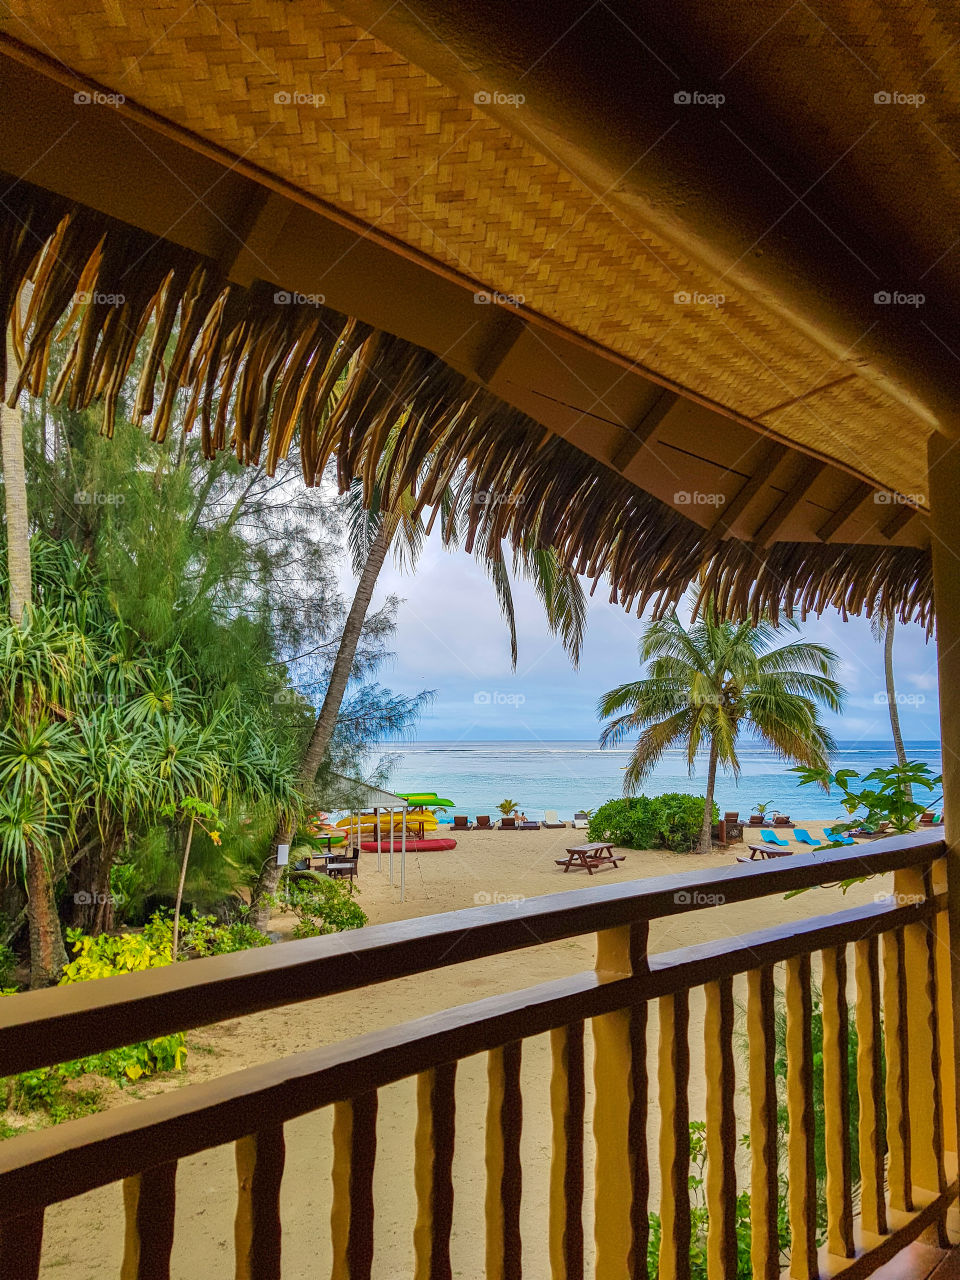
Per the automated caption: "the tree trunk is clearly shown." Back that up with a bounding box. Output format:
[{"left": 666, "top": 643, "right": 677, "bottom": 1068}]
[
  {"left": 170, "top": 816, "right": 195, "bottom": 961},
  {"left": 883, "top": 618, "right": 913, "bottom": 801},
  {"left": 249, "top": 519, "right": 397, "bottom": 930},
  {"left": 2, "top": 326, "right": 31, "bottom": 625},
  {"left": 25, "top": 844, "right": 67, "bottom": 987},
  {"left": 697, "top": 738, "right": 720, "bottom": 854},
  {"left": 5, "top": 325, "right": 68, "bottom": 984}
]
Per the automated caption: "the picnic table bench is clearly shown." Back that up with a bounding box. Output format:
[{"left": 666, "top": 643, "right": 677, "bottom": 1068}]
[{"left": 555, "top": 842, "right": 625, "bottom": 874}]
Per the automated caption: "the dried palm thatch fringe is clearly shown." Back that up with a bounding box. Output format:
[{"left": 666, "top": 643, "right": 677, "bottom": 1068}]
[{"left": 0, "top": 172, "right": 933, "bottom": 630}]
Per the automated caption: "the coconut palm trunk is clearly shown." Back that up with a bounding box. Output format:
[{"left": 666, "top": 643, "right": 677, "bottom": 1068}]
[
  {"left": 883, "top": 620, "right": 910, "bottom": 772},
  {"left": 698, "top": 738, "right": 719, "bottom": 854},
  {"left": 249, "top": 518, "right": 397, "bottom": 928},
  {"left": 2, "top": 327, "right": 31, "bottom": 624},
  {"left": 4, "top": 326, "right": 67, "bottom": 984}
]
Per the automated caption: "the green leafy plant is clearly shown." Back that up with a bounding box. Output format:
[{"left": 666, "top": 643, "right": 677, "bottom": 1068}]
[
  {"left": 792, "top": 761, "right": 941, "bottom": 835},
  {"left": 646, "top": 1122, "right": 791, "bottom": 1278},
  {"left": 587, "top": 794, "right": 719, "bottom": 853},
  {"left": 496, "top": 798, "right": 518, "bottom": 817},
  {"left": 271, "top": 875, "right": 367, "bottom": 938},
  {"left": 144, "top": 909, "right": 270, "bottom": 958},
  {"left": 753, "top": 800, "right": 772, "bottom": 818}
]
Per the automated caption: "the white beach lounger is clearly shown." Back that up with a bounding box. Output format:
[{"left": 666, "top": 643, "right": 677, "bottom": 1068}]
[
  {"left": 543, "top": 810, "right": 566, "bottom": 828},
  {"left": 572, "top": 811, "right": 589, "bottom": 829}
]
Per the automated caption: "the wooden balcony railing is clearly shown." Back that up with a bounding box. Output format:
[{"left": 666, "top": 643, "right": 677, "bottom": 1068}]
[{"left": 0, "top": 829, "right": 955, "bottom": 1279}]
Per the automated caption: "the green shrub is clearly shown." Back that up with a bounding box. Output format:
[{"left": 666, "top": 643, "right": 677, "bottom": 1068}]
[
  {"left": 0, "top": 943, "right": 17, "bottom": 989},
  {"left": 143, "top": 909, "right": 270, "bottom": 958},
  {"left": 2, "top": 927, "right": 189, "bottom": 1128},
  {"left": 587, "top": 794, "right": 718, "bottom": 852},
  {"left": 272, "top": 875, "right": 368, "bottom": 937},
  {"left": 647, "top": 1122, "right": 791, "bottom": 1278}
]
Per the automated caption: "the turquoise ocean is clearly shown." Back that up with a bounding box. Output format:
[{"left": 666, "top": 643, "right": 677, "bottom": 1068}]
[{"left": 372, "top": 740, "right": 943, "bottom": 823}]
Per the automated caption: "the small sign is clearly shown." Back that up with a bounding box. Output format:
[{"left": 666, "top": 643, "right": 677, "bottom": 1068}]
[{"left": 277, "top": 842, "right": 289, "bottom": 867}]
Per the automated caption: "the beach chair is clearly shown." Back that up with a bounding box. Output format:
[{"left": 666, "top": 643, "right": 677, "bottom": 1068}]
[
  {"left": 475, "top": 815, "right": 495, "bottom": 830},
  {"left": 500, "top": 816, "right": 518, "bottom": 831},
  {"left": 572, "top": 811, "right": 589, "bottom": 829},
  {"left": 543, "top": 810, "right": 566, "bottom": 828},
  {"left": 760, "top": 828, "right": 790, "bottom": 847},
  {"left": 452, "top": 815, "right": 473, "bottom": 830},
  {"left": 822, "top": 828, "right": 856, "bottom": 846},
  {"left": 325, "top": 846, "right": 359, "bottom": 890},
  {"left": 919, "top": 811, "right": 936, "bottom": 825},
  {"left": 519, "top": 820, "right": 540, "bottom": 830},
  {"left": 794, "top": 828, "right": 823, "bottom": 848}
]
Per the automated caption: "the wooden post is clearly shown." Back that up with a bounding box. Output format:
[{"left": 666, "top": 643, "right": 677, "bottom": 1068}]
[
  {"left": 593, "top": 922, "right": 648, "bottom": 1280},
  {"left": 927, "top": 432, "right": 960, "bottom": 1170}
]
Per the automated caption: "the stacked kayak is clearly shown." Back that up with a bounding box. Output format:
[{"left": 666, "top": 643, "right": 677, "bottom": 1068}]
[{"left": 360, "top": 837, "right": 457, "bottom": 852}]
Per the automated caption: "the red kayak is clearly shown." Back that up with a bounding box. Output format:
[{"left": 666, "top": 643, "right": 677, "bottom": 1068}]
[{"left": 360, "top": 838, "right": 457, "bottom": 852}]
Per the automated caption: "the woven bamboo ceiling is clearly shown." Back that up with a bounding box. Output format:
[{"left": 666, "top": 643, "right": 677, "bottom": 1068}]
[{"left": 0, "top": 0, "right": 954, "bottom": 622}]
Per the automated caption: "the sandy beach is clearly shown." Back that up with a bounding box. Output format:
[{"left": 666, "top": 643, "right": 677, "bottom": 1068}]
[{"left": 38, "top": 821, "right": 889, "bottom": 1280}]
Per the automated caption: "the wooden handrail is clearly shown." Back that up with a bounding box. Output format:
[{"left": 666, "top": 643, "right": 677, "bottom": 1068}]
[
  {"left": 0, "top": 831, "right": 944, "bottom": 1075},
  {"left": 0, "top": 892, "right": 942, "bottom": 1218}
]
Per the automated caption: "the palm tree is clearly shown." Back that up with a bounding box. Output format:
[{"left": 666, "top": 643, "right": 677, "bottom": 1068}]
[
  {"left": 870, "top": 608, "right": 912, "bottom": 801},
  {"left": 2, "top": 323, "right": 32, "bottom": 623},
  {"left": 249, "top": 466, "right": 588, "bottom": 925},
  {"left": 598, "top": 609, "right": 844, "bottom": 854}
]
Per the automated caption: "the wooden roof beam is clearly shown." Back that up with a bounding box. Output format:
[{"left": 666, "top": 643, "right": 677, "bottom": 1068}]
[
  {"left": 816, "top": 481, "right": 874, "bottom": 543},
  {"left": 710, "top": 441, "right": 788, "bottom": 538},
  {"left": 611, "top": 388, "right": 679, "bottom": 472},
  {"left": 752, "top": 459, "right": 828, "bottom": 547}
]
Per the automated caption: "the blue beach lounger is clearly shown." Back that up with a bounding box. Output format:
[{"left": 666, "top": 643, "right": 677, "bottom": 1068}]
[
  {"left": 793, "top": 828, "right": 823, "bottom": 848},
  {"left": 760, "top": 828, "right": 790, "bottom": 847},
  {"left": 822, "top": 828, "right": 855, "bottom": 846}
]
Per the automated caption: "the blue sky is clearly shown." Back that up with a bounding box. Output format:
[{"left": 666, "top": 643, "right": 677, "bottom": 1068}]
[{"left": 361, "top": 533, "right": 942, "bottom": 744}]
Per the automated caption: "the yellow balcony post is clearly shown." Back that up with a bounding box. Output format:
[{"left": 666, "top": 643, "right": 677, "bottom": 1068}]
[
  {"left": 549, "top": 1021, "right": 586, "bottom": 1280},
  {"left": 926, "top": 432, "right": 960, "bottom": 1179},
  {"left": 593, "top": 921, "right": 648, "bottom": 1280}
]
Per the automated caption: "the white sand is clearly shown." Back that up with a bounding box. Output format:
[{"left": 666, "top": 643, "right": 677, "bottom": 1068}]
[{"left": 37, "top": 822, "right": 887, "bottom": 1280}]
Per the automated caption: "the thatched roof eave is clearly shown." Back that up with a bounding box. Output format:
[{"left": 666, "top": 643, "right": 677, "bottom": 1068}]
[{"left": 0, "top": 175, "right": 933, "bottom": 631}]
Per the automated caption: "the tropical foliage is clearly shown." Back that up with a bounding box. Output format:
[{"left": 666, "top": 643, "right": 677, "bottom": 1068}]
[
  {"left": 587, "top": 794, "right": 717, "bottom": 852},
  {"left": 792, "top": 761, "right": 941, "bottom": 834},
  {"left": 598, "top": 609, "right": 843, "bottom": 853}
]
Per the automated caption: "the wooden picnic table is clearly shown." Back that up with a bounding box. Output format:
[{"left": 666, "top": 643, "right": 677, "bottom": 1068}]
[{"left": 555, "top": 842, "right": 625, "bottom": 874}]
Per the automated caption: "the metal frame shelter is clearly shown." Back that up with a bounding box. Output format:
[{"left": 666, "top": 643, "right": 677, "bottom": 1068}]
[{"left": 324, "top": 773, "right": 410, "bottom": 902}]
